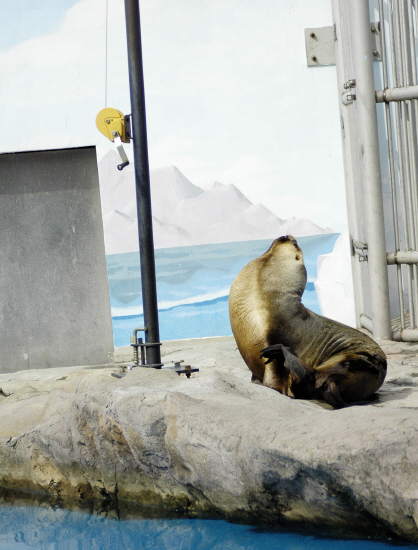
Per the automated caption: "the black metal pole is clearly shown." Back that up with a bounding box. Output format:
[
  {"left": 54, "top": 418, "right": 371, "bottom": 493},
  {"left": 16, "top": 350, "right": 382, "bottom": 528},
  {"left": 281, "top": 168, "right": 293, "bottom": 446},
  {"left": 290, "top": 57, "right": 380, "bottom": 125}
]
[{"left": 124, "top": 0, "right": 161, "bottom": 366}]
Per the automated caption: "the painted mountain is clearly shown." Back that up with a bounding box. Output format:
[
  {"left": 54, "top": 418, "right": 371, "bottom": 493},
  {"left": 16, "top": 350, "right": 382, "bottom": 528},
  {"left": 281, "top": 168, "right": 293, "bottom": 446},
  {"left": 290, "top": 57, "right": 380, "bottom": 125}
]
[{"left": 98, "top": 149, "right": 333, "bottom": 255}]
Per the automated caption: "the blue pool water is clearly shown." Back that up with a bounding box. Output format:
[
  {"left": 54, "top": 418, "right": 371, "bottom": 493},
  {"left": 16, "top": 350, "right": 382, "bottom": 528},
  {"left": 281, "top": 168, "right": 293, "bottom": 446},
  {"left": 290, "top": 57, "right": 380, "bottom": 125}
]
[
  {"left": 0, "top": 505, "right": 416, "bottom": 550},
  {"left": 107, "top": 234, "right": 340, "bottom": 347}
]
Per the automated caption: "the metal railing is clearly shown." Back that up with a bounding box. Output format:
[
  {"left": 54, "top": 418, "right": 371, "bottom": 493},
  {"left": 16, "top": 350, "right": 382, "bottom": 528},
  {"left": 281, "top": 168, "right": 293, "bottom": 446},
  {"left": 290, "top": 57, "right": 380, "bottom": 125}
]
[{"left": 331, "top": 0, "right": 418, "bottom": 341}]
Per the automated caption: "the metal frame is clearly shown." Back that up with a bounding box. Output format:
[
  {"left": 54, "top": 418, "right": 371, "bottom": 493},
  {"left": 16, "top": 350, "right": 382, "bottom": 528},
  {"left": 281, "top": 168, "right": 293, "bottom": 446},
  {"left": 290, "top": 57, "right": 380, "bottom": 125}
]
[
  {"left": 331, "top": 0, "right": 392, "bottom": 340},
  {"left": 331, "top": 0, "right": 418, "bottom": 342}
]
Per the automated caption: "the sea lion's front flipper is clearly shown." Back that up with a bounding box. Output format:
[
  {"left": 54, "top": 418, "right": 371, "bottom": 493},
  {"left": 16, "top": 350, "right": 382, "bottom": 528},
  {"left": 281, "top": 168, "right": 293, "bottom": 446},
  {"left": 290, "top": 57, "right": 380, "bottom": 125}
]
[
  {"left": 260, "top": 344, "right": 314, "bottom": 381},
  {"left": 262, "top": 360, "right": 284, "bottom": 389},
  {"left": 322, "top": 380, "right": 346, "bottom": 409}
]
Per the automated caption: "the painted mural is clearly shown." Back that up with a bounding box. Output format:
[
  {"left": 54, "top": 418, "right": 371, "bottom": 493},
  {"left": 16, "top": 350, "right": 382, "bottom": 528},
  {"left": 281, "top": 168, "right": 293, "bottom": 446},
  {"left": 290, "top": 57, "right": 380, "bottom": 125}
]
[
  {"left": 0, "top": 0, "right": 351, "bottom": 346},
  {"left": 98, "top": 150, "right": 339, "bottom": 345}
]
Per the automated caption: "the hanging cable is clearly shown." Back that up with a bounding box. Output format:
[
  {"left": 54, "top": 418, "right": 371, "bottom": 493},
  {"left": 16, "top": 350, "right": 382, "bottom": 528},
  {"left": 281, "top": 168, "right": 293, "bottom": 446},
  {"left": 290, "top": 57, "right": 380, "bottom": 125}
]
[{"left": 105, "top": 0, "right": 109, "bottom": 106}]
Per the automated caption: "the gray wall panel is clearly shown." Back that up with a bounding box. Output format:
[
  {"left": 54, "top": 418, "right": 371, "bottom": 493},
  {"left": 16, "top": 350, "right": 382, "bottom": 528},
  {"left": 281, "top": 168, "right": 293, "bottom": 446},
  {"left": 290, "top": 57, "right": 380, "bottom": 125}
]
[{"left": 0, "top": 146, "right": 114, "bottom": 372}]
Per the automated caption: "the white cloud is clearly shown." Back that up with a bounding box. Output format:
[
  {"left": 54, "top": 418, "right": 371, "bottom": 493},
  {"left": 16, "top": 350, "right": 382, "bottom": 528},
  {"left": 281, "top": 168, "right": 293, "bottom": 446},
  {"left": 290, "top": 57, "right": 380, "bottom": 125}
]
[
  {"left": 0, "top": 0, "right": 128, "bottom": 152},
  {"left": 148, "top": 135, "right": 216, "bottom": 182},
  {"left": 0, "top": 0, "right": 105, "bottom": 108}
]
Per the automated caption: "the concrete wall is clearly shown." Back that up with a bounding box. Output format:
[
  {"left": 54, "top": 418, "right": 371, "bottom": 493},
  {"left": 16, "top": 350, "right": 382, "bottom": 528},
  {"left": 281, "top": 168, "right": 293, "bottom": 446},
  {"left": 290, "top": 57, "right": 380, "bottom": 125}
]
[{"left": 0, "top": 146, "right": 114, "bottom": 372}]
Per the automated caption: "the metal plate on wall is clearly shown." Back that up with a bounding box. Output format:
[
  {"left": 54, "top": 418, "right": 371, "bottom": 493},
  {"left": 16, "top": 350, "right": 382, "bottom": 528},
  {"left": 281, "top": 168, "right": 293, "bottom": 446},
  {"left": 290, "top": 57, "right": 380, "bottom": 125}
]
[{"left": 305, "top": 23, "right": 382, "bottom": 66}]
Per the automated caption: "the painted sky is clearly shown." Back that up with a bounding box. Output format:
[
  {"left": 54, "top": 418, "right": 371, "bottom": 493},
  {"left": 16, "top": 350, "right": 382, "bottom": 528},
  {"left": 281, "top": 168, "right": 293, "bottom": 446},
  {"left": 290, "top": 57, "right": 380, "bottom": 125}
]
[{"left": 0, "top": 0, "right": 348, "bottom": 232}]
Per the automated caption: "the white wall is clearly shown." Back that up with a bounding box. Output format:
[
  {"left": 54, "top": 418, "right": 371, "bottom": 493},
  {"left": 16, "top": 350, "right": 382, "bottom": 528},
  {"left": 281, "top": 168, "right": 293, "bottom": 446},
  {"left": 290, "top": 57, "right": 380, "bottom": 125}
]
[{"left": 0, "top": 0, "right": 348, "bottom": 233}]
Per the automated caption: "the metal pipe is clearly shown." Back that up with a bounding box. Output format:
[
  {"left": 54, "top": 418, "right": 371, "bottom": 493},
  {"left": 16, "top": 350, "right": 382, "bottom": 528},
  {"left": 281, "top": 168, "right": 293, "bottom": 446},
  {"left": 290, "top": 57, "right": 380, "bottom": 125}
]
[
  {"left": 407, "top": 0, "right": 417, "bottom": 85},
  {"left": 376, "top": 84, "right": 418, "bottom": 102},
  {"left": 405, "top": 1, "right": 418, "bottom": 329},
  {"left": 387, "top": 0, "right": 406, "bottom": 330},
  {"left": 124, "top": 0, "right": 162, "bottom": 367},
  {"left": 387, "top": 251, "right": 418, "bottom": 264},
  {"left": 393, "top": 328, "right": 418, "bottom": 341},
  {"left": 331, "top": 0, "right": 366, "bottom": 327},
  {"left": 350, "top": 0, "right": 391, "bottom": 340},
  {"left": 359, "top": 314, "right": 373, "bottom": 333},
  {"left": 378, "top": 0, "right": 405, "bottom": 329},
  {"left": 398, "top": 0, "right": 418, "bottom": 328},
  {"left": 391, "top": 0, "right": 415, "bottom": 329},
  {"left": 416, "top": 0, "right": 418, "bottom": 68}
]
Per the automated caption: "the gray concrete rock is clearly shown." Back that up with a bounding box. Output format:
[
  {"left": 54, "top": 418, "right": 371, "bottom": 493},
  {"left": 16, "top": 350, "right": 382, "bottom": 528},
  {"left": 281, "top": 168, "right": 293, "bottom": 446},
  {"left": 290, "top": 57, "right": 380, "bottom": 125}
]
[{"left": 1, "top": 336, "right": 418, "bottom": 541}]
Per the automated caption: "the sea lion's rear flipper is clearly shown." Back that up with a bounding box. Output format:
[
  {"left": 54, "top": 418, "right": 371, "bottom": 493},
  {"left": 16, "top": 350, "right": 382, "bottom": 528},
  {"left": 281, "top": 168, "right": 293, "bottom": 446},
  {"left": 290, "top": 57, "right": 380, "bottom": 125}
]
[
  {"left": 251, "top": 374, "right": 262, "bottom": 385},
  {"left": 260, "top": 344, "right": 314, "bottom": 381}
]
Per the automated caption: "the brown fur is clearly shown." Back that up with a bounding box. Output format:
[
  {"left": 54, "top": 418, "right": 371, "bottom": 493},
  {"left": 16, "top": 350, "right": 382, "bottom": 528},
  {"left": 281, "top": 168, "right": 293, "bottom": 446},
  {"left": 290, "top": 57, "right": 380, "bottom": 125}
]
[{"left": 228, "top": 235, "right": 387, "bottom": 408}]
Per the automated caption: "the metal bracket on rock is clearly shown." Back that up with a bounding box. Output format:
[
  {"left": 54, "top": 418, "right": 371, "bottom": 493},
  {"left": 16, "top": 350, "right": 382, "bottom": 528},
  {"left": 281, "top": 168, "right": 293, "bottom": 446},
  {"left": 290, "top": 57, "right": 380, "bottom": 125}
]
[
  {"left": 111, "top": 327, "right": 199, "bottom": 379},
  {"left": 130, "top": 327, "right": 163, "bottom": 368},
  {"left": 164, "top": 360, "right": 199, "bottom": 378}
]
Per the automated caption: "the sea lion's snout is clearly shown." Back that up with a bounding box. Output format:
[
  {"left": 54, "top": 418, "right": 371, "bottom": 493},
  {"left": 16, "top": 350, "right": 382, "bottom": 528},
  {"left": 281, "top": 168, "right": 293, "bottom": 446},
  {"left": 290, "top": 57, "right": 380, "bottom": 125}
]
[
  {"left": 277, "top": 235, "right": 296, "bottom": 244},
  {"left": 275, "top": 235, "right": 301, "bottom": 253}
]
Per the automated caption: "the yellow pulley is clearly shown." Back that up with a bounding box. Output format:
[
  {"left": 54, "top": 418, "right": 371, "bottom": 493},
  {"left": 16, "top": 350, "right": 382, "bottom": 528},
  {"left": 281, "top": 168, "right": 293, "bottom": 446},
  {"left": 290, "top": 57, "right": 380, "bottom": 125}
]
[{"left": 96, "top": 108, "right": 131, "bottom": 170}]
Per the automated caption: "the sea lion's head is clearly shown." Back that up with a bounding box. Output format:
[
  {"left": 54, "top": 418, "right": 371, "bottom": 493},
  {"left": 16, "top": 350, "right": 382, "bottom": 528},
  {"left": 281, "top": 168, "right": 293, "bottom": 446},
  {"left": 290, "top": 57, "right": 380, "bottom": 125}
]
[{"left": 258, "top": 235, "right": 307, "bottom": 297}]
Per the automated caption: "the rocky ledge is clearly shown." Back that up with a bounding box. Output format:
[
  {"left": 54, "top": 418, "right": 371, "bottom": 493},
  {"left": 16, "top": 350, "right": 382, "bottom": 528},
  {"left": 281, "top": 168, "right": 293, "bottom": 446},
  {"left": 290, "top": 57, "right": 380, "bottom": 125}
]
[{"left": 1, "top": 336, "right": 418, "bottom": 542}]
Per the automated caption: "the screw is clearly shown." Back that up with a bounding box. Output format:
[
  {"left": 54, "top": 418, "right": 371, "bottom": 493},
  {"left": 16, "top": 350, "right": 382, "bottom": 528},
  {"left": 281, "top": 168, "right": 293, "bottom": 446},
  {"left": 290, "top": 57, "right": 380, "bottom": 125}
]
[
  {"left": 106, "top": 119, "right": 111, "bottom": 124},
  {"left": 310, "top": 32, "right": 316, "bottom": 38},
  {"left": 371, "top": 26, "right": 376, "bottom": 33},
  {"left": 311, "top": 56, "right": 317, "bottom": 62},
  {"left": 373, "top": 49, "right": 378, "bottom": 56}
]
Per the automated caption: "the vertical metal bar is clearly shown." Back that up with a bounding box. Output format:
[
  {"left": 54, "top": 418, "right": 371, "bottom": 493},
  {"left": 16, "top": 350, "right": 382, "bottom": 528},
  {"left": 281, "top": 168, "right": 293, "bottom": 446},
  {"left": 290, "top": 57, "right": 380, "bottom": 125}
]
[
  {"left": 391, "top": 0, "right": 415, "bottom": 329},
  {"left": 403, "top": 0, "right": 418, "bottom": 328},
  {"left": 407, "top": 0, "right": 418, "bottom": 84},
  {"left": 378, "top": 0, "right": 405, "bottom": 329},
  {"left": 410, "top": 2, "right": 418, "bottom": 248},
  {"left": 350, "top": 0, "right": 391, "bottom": 339},
  {"left": 398, "top": 0, "right": 417, "bottom": 328},
  {"left": 124, "top": 0, "right": 162, "bottom": 366},
  {"left": 331, "top": 0, "right": 366, "bottom": 327},
  {"left": 406, "top": 0, "right": 418, "bottom": 315}
]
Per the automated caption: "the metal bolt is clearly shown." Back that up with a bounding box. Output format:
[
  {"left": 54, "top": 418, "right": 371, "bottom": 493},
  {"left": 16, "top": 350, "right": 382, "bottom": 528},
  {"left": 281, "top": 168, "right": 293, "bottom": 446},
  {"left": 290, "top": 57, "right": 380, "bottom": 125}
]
[
  {"left": 373, "top": 49, "right": 378, "bottom": 56},
  {"left": 310, "top": 32, "right": 316, "bottom": 38},
  {"left": 311, "top": 56, "right": 317, "bottom": 62},
  {"left": 106, "top": 119, "right": 111, "bottom": 124},
  {"left": 371, "top": 26, "right": 377, "bottom": 33}
]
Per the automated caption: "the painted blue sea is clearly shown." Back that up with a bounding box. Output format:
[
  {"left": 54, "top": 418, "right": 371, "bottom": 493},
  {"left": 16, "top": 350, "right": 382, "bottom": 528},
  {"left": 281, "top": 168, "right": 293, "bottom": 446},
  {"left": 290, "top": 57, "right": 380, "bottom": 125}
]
[{"left": 107, "top": 234, "right": 340, "bottom": 347}]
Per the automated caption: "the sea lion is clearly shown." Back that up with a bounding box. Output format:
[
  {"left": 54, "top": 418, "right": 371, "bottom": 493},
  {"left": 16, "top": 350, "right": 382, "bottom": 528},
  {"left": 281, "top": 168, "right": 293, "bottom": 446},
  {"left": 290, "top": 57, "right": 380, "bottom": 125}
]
[{"left": 228, "top": 235, "right": 387, "bottom": 408}]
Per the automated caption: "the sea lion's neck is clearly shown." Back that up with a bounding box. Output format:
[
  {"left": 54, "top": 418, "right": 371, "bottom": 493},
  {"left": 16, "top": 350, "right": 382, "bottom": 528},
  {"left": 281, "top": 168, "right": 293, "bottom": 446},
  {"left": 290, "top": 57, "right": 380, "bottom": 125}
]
[
  {"left": 257, "top": 258, "right": 307, "bottom": 304},
  {"left": 270, "top": 290, "right": 304, "bottom": 317}
]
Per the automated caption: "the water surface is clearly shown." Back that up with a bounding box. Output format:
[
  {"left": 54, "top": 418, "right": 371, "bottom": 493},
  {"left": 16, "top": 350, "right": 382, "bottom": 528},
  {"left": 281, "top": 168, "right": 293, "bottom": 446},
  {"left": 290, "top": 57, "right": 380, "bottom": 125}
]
[{"left": 0, "top": 502, "right": 416, "bottom": 550}]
